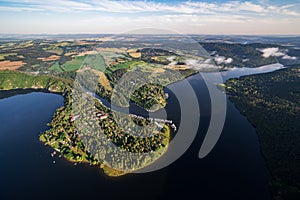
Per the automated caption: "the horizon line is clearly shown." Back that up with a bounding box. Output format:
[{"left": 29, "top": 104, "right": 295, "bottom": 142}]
[{"left": 1, "top": 33, "right": 300, "bottom": 37}]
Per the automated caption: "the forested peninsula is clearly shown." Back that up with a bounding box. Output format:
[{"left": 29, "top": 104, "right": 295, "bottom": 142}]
[{"left": 0, "top": 70, "right": 170, "bottom": 176}]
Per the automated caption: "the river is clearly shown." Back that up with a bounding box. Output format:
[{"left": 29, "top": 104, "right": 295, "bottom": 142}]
[{"left": 0, "top": 63, "right": 284, "bottom": 200}]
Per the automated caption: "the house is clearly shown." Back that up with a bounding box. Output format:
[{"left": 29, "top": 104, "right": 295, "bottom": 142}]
[
  {"left": 99, "top": 114, "right": 108, "bottom": 120},
  {"left": 96, "top": 112, "right": 108, "bottom": 120},
  {"left": 70, "top": 115, "right": 80, "bottom": 122}
]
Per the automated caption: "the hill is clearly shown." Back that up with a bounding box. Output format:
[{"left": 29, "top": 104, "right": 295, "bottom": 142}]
[{"left": 225, "top": 66, "right": 300, "bottom": 200}]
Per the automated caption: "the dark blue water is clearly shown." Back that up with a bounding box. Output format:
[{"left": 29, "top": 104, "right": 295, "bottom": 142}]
[{"left": 0, "top": 66, "right": 275, "bottom": 200}]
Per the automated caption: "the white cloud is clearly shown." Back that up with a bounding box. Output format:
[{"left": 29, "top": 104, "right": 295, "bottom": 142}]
[
  {"left": 184, "top": 56, "right": 232, "bottom": 70},
  {"left": 204, "top": 58, "right": 213, "bottom": 64},
  {"left": 185, "top": 59, "right": 200, "bottom": 66},
  {"left": 282, "top": 55, "right": 297, "bottom": 60},
  {"left": 1, "top": 1, "right": 300, "bottom": 34},
  {"left": 214, "top": 56, "right": 233, "bottom": 65},
  {"left": 0, "top": 5, "right": 43, "bottom": 12},
  {"left": 224, "top": 58, "right": 233, "bottom": 64},
  {"left": 214, "top": 56, "right": 226, "bottom": 64},
  {"left": 185, "top": 59, "right": 220, "bottom": 70},
  {"left": 259, "top": 48, "right": 285, "bottom": 58},
  {"left": 2, "top": 0, "right": 300, "bottom": 16},
  {"left": 259, "top": 48, "right": 298, "bottom": 60}
]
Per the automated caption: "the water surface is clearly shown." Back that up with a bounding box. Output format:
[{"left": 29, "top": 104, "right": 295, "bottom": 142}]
[{"left": 0, "top": 65, "right": 283, "bottom": 200}]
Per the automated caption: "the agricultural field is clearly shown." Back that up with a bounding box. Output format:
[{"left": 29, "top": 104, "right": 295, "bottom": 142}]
[
  {"left": 49, "top": 62, "right": 63, "bottom": 72},
  {"left": 0, "top": 60, "right": 26, "bottom": 70},
  {"left": 0, "top": 53, "right": 17, "bottom": 60},
  {"left": 60, "top": 56, "right": 86, "bottom": 72}
]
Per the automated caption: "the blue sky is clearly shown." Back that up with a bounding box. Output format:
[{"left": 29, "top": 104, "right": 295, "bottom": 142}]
[{"left": 0, "top": 0, "right": 300, "bottom": 34}]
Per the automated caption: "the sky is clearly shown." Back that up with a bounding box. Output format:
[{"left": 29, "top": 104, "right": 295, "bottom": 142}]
[{"left": 0, "top": 0, "right": 300, "bottom": 35}]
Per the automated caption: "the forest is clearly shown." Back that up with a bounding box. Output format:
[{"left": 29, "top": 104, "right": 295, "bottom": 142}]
[
  {"left": 0, "top": 70, "right": 71, "bottom": 92},
  {"left": 225, "top": 65, "right": 300, "bottom": 200}
]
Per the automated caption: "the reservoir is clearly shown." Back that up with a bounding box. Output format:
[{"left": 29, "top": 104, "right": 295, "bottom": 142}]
[{"left": 0, "top": 64, "right": 283, "bottom": 200}]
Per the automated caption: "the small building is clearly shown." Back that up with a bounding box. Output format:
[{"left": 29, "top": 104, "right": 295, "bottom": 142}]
[
  {"left": 96, "top": 111, "right": 108, "bottom": 120},
  {"left": 99, "top": 114, "right": 108, "bottom": 120},
  {"left": 96, "top": 112, "right": 103, "bottom": 117},
  {"left": 70, "top": 115, "right": 80, "bottom": 122}
]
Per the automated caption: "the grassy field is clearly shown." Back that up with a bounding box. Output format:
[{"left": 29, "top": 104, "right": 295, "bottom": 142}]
[
  {"left": 98, "top": 71, "right": 112, "bottom": 90},
  {"left": 49, "top": 62, "right": 64, "bottom": 72},
  {"left": 83, "top": 54, "right": 106, "bottom": 71},
  {"left": 0, "top": 53, "right": 17, "bottom": 60},
  {"left": 110, "top": 62, "right": 131, "bottom": 71},
  {"left": 107, "top": 60, "right": 151, "bottom": 73},
  {"left": 60, "top": 55, "right": 106, "bottom": 72},
  {"left": 61, "top": 56, "right": 86, "bottom": 72}
]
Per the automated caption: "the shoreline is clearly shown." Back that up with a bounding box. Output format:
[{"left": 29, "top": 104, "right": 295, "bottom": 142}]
[
  {"left": 41, "top": 87, "right": 171, "bottom": 177},
  {"left": 0, "top": 62, "right": 284, "bottom": 178},
  {"left": 224, "top": 65, "right": 300, "bottom": 199},
  {"left": 0, "top": 88, "right": 63, "bottom": 99},
  {"left": 0, "top": 70, "right": 171, "bottom": 177},
  {"left": 227, "top": 96, "right": 275, "bottom": 198}
]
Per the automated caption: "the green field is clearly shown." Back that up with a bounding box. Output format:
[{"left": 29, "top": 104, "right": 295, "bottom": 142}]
[
  {"left": 49, "top": 62, "right": 64, "bottom": 72},
  {"left": 61, "top": 56, "right": 86, "bottom": 72},
  {"left": 109, "top": 60, "right": 144, "bottom": 71},
  {"left": 106, "top": 60, "right": 162, "bottom": 74},
  {"left": 83, "top": 54, "right": 106, "bottom": 71},
  {"left": 60, "top": 55, "right": 106, "bottom": 72},
  {"left": 0, "top": 53, "right": 17, "bottom": 60}
]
